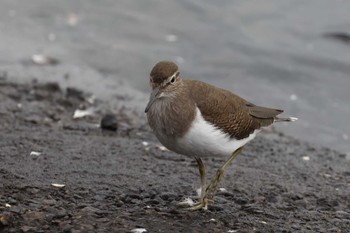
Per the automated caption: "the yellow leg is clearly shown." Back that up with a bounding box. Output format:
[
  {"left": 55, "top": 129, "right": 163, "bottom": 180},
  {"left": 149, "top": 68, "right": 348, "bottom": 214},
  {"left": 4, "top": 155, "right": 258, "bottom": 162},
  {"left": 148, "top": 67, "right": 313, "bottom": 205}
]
[
  {"left": 178, "top": 157, "right": 212, "bottom": 210},
  {"left": 180, "top": 147, "right": 244, "bottom": 211},
  {"left": 206, "top": 147, "right": 244, "bottom": 200},
  {"left": 187, "top": 157, "right": 212, "bottom": 210}
]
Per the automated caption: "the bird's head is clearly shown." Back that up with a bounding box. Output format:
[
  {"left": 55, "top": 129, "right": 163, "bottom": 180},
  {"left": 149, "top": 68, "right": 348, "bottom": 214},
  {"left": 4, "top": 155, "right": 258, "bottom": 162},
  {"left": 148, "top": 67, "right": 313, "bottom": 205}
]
[{"left": 145, "top": 61, "right": 182, "bottom": 113}]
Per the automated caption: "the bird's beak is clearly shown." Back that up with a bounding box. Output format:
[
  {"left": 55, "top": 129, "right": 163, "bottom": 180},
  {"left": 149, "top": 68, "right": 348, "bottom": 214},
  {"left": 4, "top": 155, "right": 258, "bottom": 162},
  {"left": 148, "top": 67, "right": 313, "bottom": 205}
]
[{"left": 145, "top": 87, "right": 160, "bottom": 113}]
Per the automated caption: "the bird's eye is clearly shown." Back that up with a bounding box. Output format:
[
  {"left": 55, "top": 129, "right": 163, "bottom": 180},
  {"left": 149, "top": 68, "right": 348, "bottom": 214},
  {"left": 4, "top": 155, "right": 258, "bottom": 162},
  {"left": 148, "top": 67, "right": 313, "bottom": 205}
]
[{"left": 170, "top": 77, "right": 175, "bottom": 83}]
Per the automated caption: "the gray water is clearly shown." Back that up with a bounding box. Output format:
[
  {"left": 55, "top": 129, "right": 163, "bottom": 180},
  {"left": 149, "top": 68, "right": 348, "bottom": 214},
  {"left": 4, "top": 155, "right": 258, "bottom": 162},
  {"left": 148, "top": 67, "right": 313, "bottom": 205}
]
[{"left": 1, "top": 0, "right": 349, "bottom": 154}]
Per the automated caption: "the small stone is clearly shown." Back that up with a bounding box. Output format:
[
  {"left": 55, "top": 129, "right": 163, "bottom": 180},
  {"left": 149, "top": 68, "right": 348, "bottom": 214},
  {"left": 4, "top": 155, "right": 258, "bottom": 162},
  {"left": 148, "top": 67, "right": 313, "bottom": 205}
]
[
  {"left": 31, "top": 54, "right": 59, "bottom": 66},
  {"left": 8, "top": 197, "right": 16, "bottom": 204},
  {"left": 43, "top": 82, "right": 60, "bottom": 92},
  {"left": 160, "top": 192, "right": 176, "bottom": 201},
  {"left": 66, "top": 87, "right": 85, "bottom": 100},
  {"left": 100, "top": 114, "right": 118, "bottom": 131},
  {"left": 24, "top": 115, "right": 41, "bottom": 124}
]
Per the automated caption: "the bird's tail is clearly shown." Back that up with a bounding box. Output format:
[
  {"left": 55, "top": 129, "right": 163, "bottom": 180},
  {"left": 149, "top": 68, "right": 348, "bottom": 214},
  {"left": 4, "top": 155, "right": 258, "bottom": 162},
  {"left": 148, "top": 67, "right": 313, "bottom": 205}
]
[{"left": 274, "top": 117, "right": 298, "bottom": 122}]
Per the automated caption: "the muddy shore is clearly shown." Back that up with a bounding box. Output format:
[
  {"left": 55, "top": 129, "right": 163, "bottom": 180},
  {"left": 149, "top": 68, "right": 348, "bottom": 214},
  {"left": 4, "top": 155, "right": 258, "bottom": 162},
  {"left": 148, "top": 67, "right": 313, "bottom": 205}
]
[{"left": 0, "top": 79, "right": 349, "bottom": 232}]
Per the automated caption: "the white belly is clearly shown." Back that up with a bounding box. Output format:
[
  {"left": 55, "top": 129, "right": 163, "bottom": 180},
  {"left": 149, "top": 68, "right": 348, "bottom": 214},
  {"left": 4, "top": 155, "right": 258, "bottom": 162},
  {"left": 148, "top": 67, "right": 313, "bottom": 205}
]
[{"left": 158, "top": 108, "right": 258, "bottom": 158}]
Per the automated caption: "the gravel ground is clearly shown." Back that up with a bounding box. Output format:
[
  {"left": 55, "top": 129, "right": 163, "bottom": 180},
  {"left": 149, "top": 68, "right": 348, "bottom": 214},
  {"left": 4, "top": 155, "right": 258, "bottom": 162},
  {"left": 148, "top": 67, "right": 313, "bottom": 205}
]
[{"left": 0, "top": 79, "right": 349, "bottom": 233}]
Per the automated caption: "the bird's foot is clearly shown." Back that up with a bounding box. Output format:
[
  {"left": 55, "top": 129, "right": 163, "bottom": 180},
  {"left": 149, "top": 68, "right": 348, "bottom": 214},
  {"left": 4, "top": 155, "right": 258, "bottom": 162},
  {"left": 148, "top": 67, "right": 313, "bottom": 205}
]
[
  {"left": 177, "top": 197, "right": 213, "bottom": 211},
  {"left": 187, "top": 197, "right": 213, "bottom": 211}
]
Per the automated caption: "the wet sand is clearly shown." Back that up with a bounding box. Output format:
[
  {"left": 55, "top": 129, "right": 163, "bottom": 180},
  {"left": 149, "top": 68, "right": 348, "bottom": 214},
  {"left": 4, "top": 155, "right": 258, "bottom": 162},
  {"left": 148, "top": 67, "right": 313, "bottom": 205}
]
[{"left": 0, "top": 79, "right": 349, "bottom": 232}]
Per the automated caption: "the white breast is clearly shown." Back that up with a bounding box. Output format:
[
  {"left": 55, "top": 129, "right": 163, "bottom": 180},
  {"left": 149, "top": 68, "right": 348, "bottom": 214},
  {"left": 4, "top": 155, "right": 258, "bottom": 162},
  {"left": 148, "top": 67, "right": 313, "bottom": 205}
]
[{"left": 171, "top": 108, "right": 258, "bottom": 158}]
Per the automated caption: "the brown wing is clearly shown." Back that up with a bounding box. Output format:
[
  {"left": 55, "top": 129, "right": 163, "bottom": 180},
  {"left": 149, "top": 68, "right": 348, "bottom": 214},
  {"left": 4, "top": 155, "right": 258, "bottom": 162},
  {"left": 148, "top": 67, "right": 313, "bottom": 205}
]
[{"left": 186, "top": 80, "right": 283, "bottom": 140}]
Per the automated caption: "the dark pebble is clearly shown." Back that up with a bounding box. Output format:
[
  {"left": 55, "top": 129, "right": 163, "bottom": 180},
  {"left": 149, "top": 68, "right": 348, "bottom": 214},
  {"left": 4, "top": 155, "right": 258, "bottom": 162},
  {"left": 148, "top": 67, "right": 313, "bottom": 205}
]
[
  {"left": 234, "top": 197, "right": 249, "bottom": 205},
  {"left": 66, "top": 87, "right": 85, "bottom": 100},
  {"left": 241, "top": 204, "right": 263, "bottom": 214},
  {"left": 160, "top": 192, "right": 177, "bottom": 201},
  {"left": 208, "top": 205, "right": 224, "bottom": 212},
  {"left": 8, "top": 197, "right": 17, "bottom": 204},
  {"left": 145, "top": 199, "right": 160, "bottom": 205},
  {"left": 24, "top": 115, "right": 42, "bottom": 124},
  {"left": 100, "top": 114, "right": 118, "bottom": 131}
]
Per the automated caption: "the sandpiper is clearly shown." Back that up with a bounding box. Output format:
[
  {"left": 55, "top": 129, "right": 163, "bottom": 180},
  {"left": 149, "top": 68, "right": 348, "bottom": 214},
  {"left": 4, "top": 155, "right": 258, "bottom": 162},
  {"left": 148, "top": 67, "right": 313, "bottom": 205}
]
[{"left": 145, "top": 61, "right": 297, "bottom": 210}]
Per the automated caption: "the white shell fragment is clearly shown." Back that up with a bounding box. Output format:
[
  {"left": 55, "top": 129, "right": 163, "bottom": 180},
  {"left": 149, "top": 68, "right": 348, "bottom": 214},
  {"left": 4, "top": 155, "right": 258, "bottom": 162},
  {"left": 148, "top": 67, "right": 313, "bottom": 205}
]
[
  {"left": 73, "top": 109, "right": 94, "bottom": 119},
  {"left": 142, "top": 141, "right": 149, "bottom": 147},
  {"left": 302, "top": 156, "right": 310, "bottom": 161},
  {"left": 228, "top": 230, "right": 238, "bottom": 233},
  {"left": 260, "top": 221, "right": 267, "bottom": 224},
  {"left": 51, "top": 183, "right": 66, "bottom": 188},
  {"left": 5, "top": 203, "right": 11, "bottom": 208},
  {"left": 209, "top": 218, "right": 216, "bottom": 222},
  {"left": 130, "top": 228, "right": 147, "bottom": 233},
  {"left": 30, "top": 151, "right": 41, "bottom": 156},
  {"left": 178, "top": 197, "right": 195, "bottom": 206},
  {"left": 31, "top": 54, "right": 58, "bottom": 65}
]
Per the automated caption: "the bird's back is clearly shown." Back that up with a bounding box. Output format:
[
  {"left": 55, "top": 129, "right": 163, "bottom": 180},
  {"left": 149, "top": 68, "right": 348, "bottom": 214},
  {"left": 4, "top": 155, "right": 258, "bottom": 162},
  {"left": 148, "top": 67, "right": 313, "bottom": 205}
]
[{"left": 184, "top": 80, "right": 284, "bottom": 140}]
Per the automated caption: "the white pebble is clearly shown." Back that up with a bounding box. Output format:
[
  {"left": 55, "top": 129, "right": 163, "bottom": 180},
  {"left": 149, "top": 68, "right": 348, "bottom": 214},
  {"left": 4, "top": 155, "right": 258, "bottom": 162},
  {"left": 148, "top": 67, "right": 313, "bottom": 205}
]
[
  {"left": 131, "top": 228, "right": 147, "bottom": 233},
  {"left": 178, "top": 197, "right": 195, "bottom": 206},
  {"left": 73, "top": 109, "right": 94, "bottom": 119},
  {"left": 302, "top": 156, "right": 310, "bottom": 161},
  {"left": 5, "top": 203, "right": 11, "bottom": 208},
  {"left": 30, "top": 151, "right": 41, "bottom": 156},
  {"left": 142, "top": 141, "right": 149, "bottom": 146},
  {"left": 51, "top": 183, "right": 65, "bottom": 188}
]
